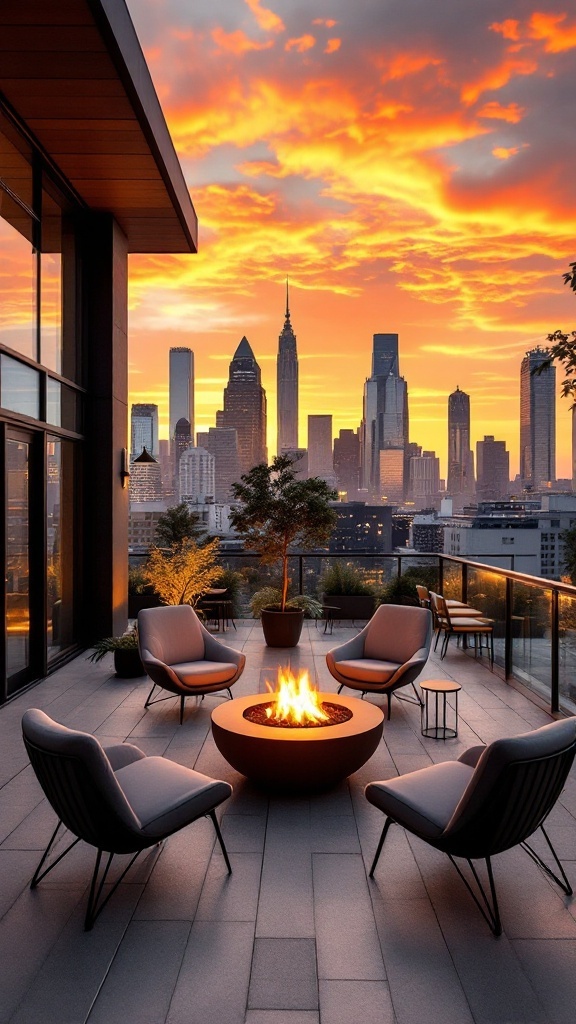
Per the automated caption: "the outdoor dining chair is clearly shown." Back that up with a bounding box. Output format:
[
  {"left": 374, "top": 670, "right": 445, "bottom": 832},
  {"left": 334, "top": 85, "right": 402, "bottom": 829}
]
[
  {"left": 365, "top": 717, "right": 576, "bottom": 935},
  {"left": 22, "top": 709, "right": 233, "bottom": 930},
  {"left": 430, "top": 591, "right": 494, "bottom": 668}
]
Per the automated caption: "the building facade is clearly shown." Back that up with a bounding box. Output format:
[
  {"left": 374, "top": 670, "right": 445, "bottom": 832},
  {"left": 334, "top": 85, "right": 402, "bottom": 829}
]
[
  {"left": 179, "top": 446, "right": 215, "bottom": 503},
  {"left": 476, "top": 435, "right": 510, "bottom": 503},
  {"left": 333, "top": 429, "right": 360, "bottom": 500},
  {"left": 276, "top": 281, "right": 299, "bottom": 455},
  {"left": 196, "top": 427, "right": 241, "bottom": 502},
  {"left": 220, "top": 337, "right": 267, "bottom": 475},
  {"left": 361, "top": 333, "right": 409, "bottom": 501},
  {"left": 520, "top": 348, "right": 556, "bottom": 489},
  {"left": 0, "top": 0, "right": 197, "bottom": 700},
  {"left": 308, "top": 415, "right": 333, "bottom": 479}
]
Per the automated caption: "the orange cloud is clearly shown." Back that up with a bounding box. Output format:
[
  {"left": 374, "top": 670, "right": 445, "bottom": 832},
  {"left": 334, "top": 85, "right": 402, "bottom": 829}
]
[
  {"left": 384, "top": 52, "right": 444, "bottom": 80},
  {"left": 285, "top": 35, "right": 316, "bottom": 53},
  {"left": 313, "top": 19, "right": 338, "bottom": 28},
  {"left": 325, "top": 39, "right": 341, "bottom": 54},
  {"left": 211, "top": 27, "right": 274, "bottom": 54},
  {"left": 490, "top": 19, "right": 521, "bottom": 41},
  {"left": 529, "top": 11, "right": 576, "bottom": 52},
  {"left": 492, "top": 145, "right": 521, "bottom": 159},
  {"left": 477, "top": 101, "right": 524, "bottom": 123},
  {"left": 461, "top": 55, "right": 538, "bottom": 104},
  {"left": 244, "top": 0, "right": 285, "bottom": 34}
]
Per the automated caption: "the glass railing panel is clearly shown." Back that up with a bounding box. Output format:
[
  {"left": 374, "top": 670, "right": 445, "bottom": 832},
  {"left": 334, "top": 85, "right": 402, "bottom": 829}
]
[
  {"left": 467, "top": 567, "right": 506, "bottom": 670},
  {"left": 442, "top": 559, "right": 463, "bottom": 602},
  {"left": 399, "top": 556, "right": 439, "bottom": 603},
  {"left": 559, "top": 593, "right": 576, "bottom": 714},
  {"left": 511, "top": 582, "right": 552, "bottom": 702}
]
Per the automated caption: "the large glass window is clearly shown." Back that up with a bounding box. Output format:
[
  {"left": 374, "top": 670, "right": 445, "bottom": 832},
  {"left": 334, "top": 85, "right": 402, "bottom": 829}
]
[
  {"left": 0, "top": 116, "right": 37, "bottom": 360},
  {"left": 1, "top": 354, "right": 40, "bottom": 419},
  {"left": 6, "top": 437, "right": 30, "bottom": 686},
  {"left": 40, "top": 188, "right": 62, "bottom": 373}
]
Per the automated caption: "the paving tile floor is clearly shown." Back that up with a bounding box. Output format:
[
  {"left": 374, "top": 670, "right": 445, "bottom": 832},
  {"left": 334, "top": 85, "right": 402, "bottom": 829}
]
[{"left": 0, "top": 620, "right": 575, "bottom": 1023}]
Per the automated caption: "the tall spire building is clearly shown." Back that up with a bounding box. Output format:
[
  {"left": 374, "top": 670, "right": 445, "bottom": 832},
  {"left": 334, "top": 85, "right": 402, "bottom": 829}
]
[
  {"left": 221, "top": 337, "right": 267, "bottom": 474},
  {"left": 277, "top": 280, "right": 299, "bottom": 455}
]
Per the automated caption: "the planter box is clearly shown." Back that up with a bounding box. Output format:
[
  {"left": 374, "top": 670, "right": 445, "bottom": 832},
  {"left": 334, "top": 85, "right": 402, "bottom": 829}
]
[{"left": 322, "top": 594, "right": 375, "bottom": 620}]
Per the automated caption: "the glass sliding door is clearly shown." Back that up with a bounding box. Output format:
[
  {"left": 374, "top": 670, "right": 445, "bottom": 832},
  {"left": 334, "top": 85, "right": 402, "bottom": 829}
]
[{"left": 5, "top": 434, "right": 31, "bottom": 691}]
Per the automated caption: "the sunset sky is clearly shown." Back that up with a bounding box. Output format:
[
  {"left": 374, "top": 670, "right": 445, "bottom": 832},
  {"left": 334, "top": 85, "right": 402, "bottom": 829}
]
[{"left": 126, "top": 0, "right": 576, "bottom": 481}]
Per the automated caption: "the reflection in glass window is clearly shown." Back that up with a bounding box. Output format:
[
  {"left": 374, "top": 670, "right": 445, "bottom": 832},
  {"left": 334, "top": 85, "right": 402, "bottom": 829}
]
[
  {"left": 46, "top": 377, "right": 61, "bottom": 426},
  {"left": 1, "top": 354, "right": 40, "bottom": 419},
  {"left": 0, "top": 207, "right": 37, "bottom": 359},
  {"left": 6, "top": 437, "right": 30, "bottom": 683},
  {"left": 47, "top": 437, "right": 75, "bottom": 659},
  {"left": 40, "top": 189, "right": 62, "bottom": 373}
]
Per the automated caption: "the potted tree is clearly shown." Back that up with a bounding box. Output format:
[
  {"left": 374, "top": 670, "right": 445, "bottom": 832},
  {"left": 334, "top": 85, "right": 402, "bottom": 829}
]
[{"left": 230, "top": 455, "right": 337, "bottom": 646}]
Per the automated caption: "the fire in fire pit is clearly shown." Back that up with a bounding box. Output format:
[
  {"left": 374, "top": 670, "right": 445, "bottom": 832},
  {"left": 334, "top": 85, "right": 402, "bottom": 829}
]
[{"left": 243, "top": 667, "right": 353, "bottom": 729}]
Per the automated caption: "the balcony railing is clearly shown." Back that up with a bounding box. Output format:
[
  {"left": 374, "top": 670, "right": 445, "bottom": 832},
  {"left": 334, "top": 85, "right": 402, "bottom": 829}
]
[{"left": 208, "top": 551, "right": 576, "bottom": 717}]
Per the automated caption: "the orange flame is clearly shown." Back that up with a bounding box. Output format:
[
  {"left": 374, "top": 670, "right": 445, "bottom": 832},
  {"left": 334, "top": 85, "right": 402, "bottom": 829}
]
[{"left": 265, "top": 667, "right": 329, "bottom": 726}]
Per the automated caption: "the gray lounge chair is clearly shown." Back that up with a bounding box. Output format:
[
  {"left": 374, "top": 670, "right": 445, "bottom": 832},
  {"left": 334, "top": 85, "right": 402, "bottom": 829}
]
[
  {"left": 22, "top": 708, "right": 233, "bottom": 929},
  {"left": 366, "top": 718, "right": 576, "bottom": 934},
  {"left": 326, "top": 604, "right": 432, "bottom": 718},
  {"left": 138, "top": 604, "right": 245, "bottom": 723}
]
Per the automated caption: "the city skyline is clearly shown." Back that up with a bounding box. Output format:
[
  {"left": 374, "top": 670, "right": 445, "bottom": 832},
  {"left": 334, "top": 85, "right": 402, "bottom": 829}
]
[{"left": 125, "top": 0, "right": 576, "bottom": 477}]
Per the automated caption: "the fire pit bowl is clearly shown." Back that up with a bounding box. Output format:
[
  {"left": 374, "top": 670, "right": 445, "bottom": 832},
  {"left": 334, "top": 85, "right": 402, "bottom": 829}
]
[{"left": 211, "top": 693, "right": 384, "bottom": 793}]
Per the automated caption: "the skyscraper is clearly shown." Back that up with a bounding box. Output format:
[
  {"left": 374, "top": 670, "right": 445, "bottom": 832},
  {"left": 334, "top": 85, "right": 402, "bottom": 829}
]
[
  {"left": 196, "top": 426, "right": 241, "bottom": 502},
  {"left": 476, "top": 436, "right": 510, "bottom": 502},
  {"left": 173, "top": 417, "right": 192, "bottom": 498},
  {"left": 308, "top": 415, "right": 333, "bottom": 479},
  {"left": 129, "top": 447, "right": 162, "bottom": 502},
  {"left": 333, "top": 428, "right": 360, "bottom": 500},
  {"left": 447, "top": 387, "right": 474, "bottom": 507},
  {"left": 361, "top": 334, "right": 409, "bottom": 500},
  {"left": 520, "top": 349, "right": 556, "bottom": 489},
  {"left": 221, "top": 337, "right": 267, "bottom": 474},
  {"left": 169, "top": 347, "right": 194, "bottom": 444},
  {"left": 277, "top": 280, "right": 298, "bottom": 455},
  {"left": 130, "top": 403, "right": 158, "bottom": 458},
  {"left": 409, "top": 451, "right": 441, "bottom": 505},
  {"left": 179, "top": 447, "right": 215, "bottom": 503},
  {"left": 372, "top": 333, "right": 399, "bottom": 377}
]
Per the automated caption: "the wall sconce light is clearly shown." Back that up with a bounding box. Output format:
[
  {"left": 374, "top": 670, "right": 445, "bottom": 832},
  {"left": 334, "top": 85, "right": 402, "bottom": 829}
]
[{"left": 120, "top": 448, "right": 130, "bottom": 488}]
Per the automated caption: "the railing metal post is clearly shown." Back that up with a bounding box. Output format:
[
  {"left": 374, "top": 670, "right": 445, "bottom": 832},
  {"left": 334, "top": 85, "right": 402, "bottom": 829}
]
[
  {"left": 551, "top": 589, "right": 559, "bottom": 713},
  {"left": 462, "top": 561, "right": 468, "bottom": 604},
  {"left": 438, "top": 555, "right": 444, "bottom": 594},
  {"left": 505, "top": 577, "right": 513, "bottom": 680},
  {"left": 299, "top": 555, "right": 303, "bottom": 596}
]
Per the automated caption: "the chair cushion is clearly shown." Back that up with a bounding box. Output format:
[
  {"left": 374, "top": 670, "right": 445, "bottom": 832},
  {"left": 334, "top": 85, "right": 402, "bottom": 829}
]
[
  {"left": 138, "top": 605, "right": 205, "bottom": 665},
  {"left": 443, "top": 618, "right": 492, "bottom": 630},
  {"left": 171, "top": 660, "right": 238, "bottom": 687},
  {"left": 334, "top": 658, "right": 401, "bottom": 684},
  {"left": 365, "top": 761, "right": 473, "bottom": 839},
  {"left": 115, "top": 757, "right": 232, "bottom": 837}
]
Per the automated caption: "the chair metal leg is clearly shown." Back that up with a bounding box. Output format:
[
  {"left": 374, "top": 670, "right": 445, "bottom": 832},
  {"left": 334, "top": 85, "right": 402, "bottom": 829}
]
[
  {"left": 440, "top": 632, "right": 450, "bottom": 659},
  {"left": 226, "top": 688, "right": 233, "bottom": 700},
  {"left": 30, "top": 820, "right": 82, "bottom": 888},
  {"left": 180, "top": 695, "right": 185, "bottom": 724},
  {"left": 84, "top": 847, "right": 143, "bottom": 930},
  {"left": 209, "top": 810, "right": 232, "bottom": 874},
  {"left": 369, "top": 817, "right": 394, "bottom": 877},
  {"left": 522, "top": 824, "right": 573, "bottom": 895},
  {"left": 447, "top": 854, "right": 502, "bottom": 935},
  {"left": 337, "top": 684, "right": 344, "bottom": 694},
  {"left": 145, "top": 683, "right": 157, "bottom": 708},
  {"left": 387, "top": 692, "right": 392, "bottom": 719},
  {"left": 433, "top": 629, "right": 441, "bottom": 652}
]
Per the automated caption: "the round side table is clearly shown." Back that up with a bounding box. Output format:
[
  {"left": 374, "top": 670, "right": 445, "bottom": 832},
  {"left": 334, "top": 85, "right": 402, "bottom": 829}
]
[{"left": 420, "top": 679, "right": 461, "bottom": 740}]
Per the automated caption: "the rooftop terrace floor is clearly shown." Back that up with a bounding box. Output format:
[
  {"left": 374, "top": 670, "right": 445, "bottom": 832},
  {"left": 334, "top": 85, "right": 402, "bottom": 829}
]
[{"left": 1, "top": 620, "right": 576, "bottom": 1024}]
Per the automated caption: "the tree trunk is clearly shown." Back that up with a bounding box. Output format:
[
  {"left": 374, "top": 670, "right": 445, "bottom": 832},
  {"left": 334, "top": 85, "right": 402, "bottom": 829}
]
[{"left": 281, "top": 541, "right": 289, "bottom": 612}]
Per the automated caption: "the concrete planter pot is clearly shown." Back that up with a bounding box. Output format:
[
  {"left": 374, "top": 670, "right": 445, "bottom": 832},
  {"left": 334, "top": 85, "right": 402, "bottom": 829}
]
[
  {"left": 260, "top": 607, "right": 305, "bottom": 648},
  {"left": 113, "top": 649, "right": 144, "bottom": 678},
  {"left": 322, "top": 594, "right": 375, "bottom": 620}
]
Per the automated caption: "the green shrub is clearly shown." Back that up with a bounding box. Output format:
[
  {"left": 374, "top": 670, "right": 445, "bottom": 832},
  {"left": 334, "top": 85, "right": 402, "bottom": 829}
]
[{"left": 320, "top": 562, "right": 375, "bottom": 596}]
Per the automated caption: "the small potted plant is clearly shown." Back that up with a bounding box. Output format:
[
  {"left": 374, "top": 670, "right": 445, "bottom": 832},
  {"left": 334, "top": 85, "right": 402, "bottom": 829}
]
[
  {"left": 230, "top": 455, "right": 337, "bottom": 647},
  {"left": 88, "top": 629, "right": 144, "bottom": 678}
]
